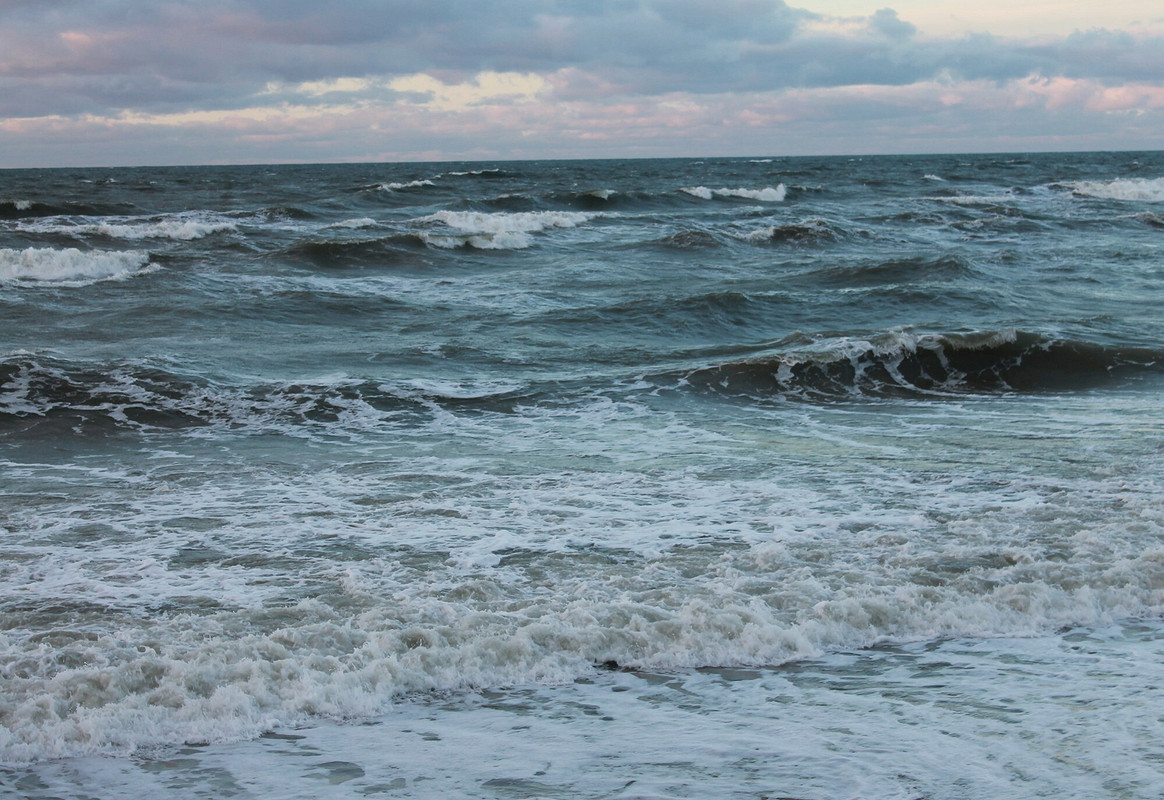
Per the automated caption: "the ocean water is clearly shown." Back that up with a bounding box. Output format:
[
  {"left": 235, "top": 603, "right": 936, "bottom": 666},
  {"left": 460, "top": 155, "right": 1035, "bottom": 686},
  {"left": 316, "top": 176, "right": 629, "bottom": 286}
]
[{"left": 2, "top": 153, "right": 1163, "bottom": 799}]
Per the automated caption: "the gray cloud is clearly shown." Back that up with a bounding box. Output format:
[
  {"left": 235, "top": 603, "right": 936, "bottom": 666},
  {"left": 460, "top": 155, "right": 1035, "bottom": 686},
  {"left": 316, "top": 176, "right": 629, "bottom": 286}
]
[{"left": 0, "top": 1, "right": 1161, "bottom": 119}]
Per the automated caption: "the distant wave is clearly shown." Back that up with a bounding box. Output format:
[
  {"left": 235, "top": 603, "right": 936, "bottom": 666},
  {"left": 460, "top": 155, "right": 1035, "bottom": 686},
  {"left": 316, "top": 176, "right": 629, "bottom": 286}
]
[
  {"left": 0, "top": 247, "right": 152, "bottom": 285},
  {"left": 681, "top": 185, "right": 787, "bottom": 202},
  {"left": 379, "top": 179, "right": 437, "bottom": 191},
  {"left": 0, "top": 199, "right": 134, "bottom": 219}
]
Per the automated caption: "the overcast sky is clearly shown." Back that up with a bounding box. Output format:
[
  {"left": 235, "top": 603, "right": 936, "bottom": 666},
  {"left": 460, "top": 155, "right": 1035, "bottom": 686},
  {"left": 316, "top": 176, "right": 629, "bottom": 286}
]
[{"left": 1, "top": 0, "right": 1161, "bottom": 167}]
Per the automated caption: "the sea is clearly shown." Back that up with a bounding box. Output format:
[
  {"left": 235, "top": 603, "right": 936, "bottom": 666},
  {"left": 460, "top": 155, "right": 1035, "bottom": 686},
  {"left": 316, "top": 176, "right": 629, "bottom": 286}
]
[{"left": 2, "top": 152, "right": 1163, "bottom": 799}]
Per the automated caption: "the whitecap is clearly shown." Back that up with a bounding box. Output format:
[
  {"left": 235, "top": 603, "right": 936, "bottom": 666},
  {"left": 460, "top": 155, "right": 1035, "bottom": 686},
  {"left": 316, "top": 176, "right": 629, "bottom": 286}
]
[
  {"left": 380, "top": 179, "right": 436, "bottom": 191},
  {"left": 681, "top": 185, "right": 787, "bottom": 202},
  {"left": 326, "top": 217, "right": 379, "bottom": 230},
  {"left": 1065, "top": 177, "right": 1164, "bottom": 202},
  {"left": 0, "top": 247, "right": 152, "bottom": 285},
  {"left": 19, "top": 212, "right": 237, "bottom": 241},
  {"left": 413, "top": 210, "right": 599, "bottom": 250}
]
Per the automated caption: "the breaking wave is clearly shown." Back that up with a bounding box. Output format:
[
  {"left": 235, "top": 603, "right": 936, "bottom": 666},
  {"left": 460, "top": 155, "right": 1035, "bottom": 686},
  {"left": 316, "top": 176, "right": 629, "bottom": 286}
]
[
  {"left": 1064, "top": 177, "right": 1164, "bottom": 202},
  {"left": 413, "top": 210, "right": 601, "bottom": 249},
  {"left": 18, "top": 212, "right": 238, "bottom": 241},
  {"left": 0, "top": 247, "right": 152, "bottom": 285},
  {"left": 681, "top": 185, "right": 787, "bottom": 202},
  {"left": 665, "top": 330, "right": 1164, "bottom": 400},
  {"left": 379, "top": 179, "right": 437, "bottom": 191}
]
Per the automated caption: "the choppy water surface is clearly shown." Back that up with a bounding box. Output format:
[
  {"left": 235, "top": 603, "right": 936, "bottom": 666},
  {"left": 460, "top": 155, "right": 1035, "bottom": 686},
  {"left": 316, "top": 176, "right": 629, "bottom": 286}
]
[{"left": 2, "top": 153, "right": 1163, "bottom": 798}]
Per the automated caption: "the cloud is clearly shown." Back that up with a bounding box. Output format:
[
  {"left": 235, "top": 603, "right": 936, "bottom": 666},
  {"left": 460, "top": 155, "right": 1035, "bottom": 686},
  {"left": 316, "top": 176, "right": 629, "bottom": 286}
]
[
  {"left": 869, "top": 8, "right": 917, "bottom": 40},
  {"left": 0, "top": 1, "right": 1161, "bottom": 165}
]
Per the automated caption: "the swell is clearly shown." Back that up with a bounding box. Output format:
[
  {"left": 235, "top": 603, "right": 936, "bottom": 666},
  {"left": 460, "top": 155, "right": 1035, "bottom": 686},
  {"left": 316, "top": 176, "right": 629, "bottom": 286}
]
[
  {"left": 806, "top": 255, "right": 979, "bottom": 287},
  {"left": 0, "top": 199, "right": 138, "bottom": 220},
  {"left": 277, "top": 236, "right": 426, "bottom": 267}
]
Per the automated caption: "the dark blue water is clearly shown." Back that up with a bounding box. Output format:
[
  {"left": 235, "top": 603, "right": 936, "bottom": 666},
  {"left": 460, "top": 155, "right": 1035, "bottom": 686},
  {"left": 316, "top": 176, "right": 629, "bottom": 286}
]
[{"left": 3, "top": 153, "right": 1164, "bottom": 798}]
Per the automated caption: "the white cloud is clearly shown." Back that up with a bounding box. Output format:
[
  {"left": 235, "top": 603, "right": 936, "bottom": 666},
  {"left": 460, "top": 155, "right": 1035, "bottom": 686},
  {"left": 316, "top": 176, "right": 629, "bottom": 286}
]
[{"left": 387, "top": 72, "right": 549, "bottom": 110}]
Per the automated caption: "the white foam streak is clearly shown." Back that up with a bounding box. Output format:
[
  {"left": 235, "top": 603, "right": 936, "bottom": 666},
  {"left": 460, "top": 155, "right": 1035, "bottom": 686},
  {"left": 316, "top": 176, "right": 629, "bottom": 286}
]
[
  {"left": 325, "top": 217, "right": 378, "bottom": 229},
  {"left": 682, "top": 185, "right": 787, "bottom": 202},
  {"left": 0, "top": 247, "right": 151, "bottom": 285},
  {"left": 379, "top": 179, "right": 436, "bottom": 191}
]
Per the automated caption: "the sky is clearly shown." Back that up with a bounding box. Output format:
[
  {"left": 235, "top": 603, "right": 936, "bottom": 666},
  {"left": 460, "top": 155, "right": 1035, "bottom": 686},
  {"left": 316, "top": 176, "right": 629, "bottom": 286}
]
[{"left": 0, "top": 0, "right": 1161, "bottom": 167}]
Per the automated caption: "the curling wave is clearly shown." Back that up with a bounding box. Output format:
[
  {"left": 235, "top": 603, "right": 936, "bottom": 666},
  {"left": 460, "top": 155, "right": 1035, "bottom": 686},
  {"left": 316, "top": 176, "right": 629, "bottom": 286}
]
[{"left": 665, "top": 330, "right": 1164, "bottom": 400}]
